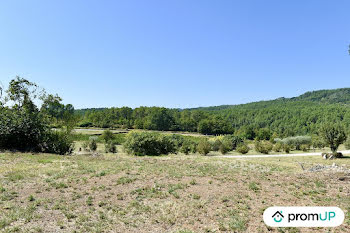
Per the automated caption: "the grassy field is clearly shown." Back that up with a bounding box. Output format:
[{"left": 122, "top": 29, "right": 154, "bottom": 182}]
[{"left": 0, "top": 148, "right": 349, "bottom": 232}]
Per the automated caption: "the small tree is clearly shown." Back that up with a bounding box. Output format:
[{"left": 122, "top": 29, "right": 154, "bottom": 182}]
[{"left": 320, "top": 123, "right": 346, "bottom": 154}]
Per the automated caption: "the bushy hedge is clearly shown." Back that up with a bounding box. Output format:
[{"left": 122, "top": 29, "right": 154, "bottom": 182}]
[
  {"left": 255, "top": 140, "right": 273, "bottom": 154},
  {"left": 179, "top": 139, "right": 197, "bottom": 155},
  {"left": 275, "top": 136, "right": 311, "bottom": 150},
  {"left": 123, "top": 132, "right": 178, "bottom": 156},
  {"left": 41, "top": 131, "right": 74, "bottom": 155},
  {"left": 0, "top": 108, "right": 74, "bottom": 154}
]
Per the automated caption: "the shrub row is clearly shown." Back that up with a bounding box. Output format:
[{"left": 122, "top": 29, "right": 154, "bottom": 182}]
[{"left": 123, "top": 132, "right": 250, "bottom": 156}]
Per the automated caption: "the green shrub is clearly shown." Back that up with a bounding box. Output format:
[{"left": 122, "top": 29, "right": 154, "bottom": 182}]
[
  {"left": 105, "top": 141, "right": 117, "bottom": 153},
  {"left": 210, "top": 139, "right": 222, "bottom": 151},
  {"left": 101, "top": 130, "right": 115, "bottom": 143},
  {"left": 312, "top": 136, "right": 326, "bottom": 149},
  {"left": 345, "top": 137, "right": 350, "bottom": 150},
  {"left": 123, "top": 132, "right": 177, "bottom": 156},
  {"left": 219, "top": 141, "right": 231, "bottom": 154},
  {"left": 113, "top": 134, "right": 126, "bottom": 145},
  {"left": 42, "top": 131, "right": 74, "bottom": 155},
  {"left": 168, "top": 134, "right": 185, "bottom": 151},
  {"left": 0, "top": 107, "right": 48, "bottom": 152},
  {"left": 197, "top": 139, "right": 211, "bottom": 155},
  {"left": 255, "top": 140, "right": 273, "bottom": 154},
  {"left": 300, "top": 144, "right": 309, "bottom": 152},
  {"left": 283, "top": 144, "right": 291, "bottom": 153},
  {"left": 222, "top": 135, "right": 243, "bottom": 150},
  {"left": 281, "top": 136, "right": 311, "bottom": 150},
  {"left": 320, "top": 123, "right": 346, "bottom": 153},
  {"left": 273, "top": 142, "right": 283, "bottom": 152},
  {"left": 179, "top": 139, "right": 197, "bottom": 155},
  {"left": 236, "top": 143, "right": 250, "bottom": 154},
  {"left": 82, "top": 141, "right": 89, "bottom": 151},
  {"left": 88, "top": 137, "right": 98, "bottom": 151}
]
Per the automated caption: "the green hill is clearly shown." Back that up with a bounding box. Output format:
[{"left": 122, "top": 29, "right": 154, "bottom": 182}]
[
  {"left": 76, "top": 88, "right": 350, "bottom": 137},
  {"left": 193, "top": 88, "right": 350, "bottom": 112}
]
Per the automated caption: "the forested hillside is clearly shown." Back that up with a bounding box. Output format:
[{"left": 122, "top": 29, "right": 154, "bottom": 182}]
[{"left": 76, "top": 88, "right": 350, "bottom": 137}]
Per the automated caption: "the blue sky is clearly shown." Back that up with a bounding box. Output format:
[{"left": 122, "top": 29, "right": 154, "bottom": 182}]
[{"left": 0, "top": 0, "right": 349, "bottom": 109}]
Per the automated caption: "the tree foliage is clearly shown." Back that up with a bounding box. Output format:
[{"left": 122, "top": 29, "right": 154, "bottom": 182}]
[
  {"left": 320, "top": 123, "right": 347, "bottom": 153},
  {"left": 0, "top": 77, "right": 74, "bottom": 154}
]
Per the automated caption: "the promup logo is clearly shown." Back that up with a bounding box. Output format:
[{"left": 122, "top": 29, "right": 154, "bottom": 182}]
[
  {"left": 264, "top": 207, "right": 344, "bottom": 227},
  {"left": 272, "top": 211, "right": 284, "bottom": 223}
]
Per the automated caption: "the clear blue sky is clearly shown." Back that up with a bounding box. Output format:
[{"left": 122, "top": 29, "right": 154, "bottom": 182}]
[{"left": 0, "top": 0, "right": 349, "bottom": 109}]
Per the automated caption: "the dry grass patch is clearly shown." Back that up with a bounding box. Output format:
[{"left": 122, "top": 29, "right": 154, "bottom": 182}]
[{"left": 0, "top": 152, "right": 349, "bottom": 232}]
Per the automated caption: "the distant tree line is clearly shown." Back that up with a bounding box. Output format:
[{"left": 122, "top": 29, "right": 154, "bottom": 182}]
[{"left": 76, "top": 99, "right": 350, "bottom": 138}]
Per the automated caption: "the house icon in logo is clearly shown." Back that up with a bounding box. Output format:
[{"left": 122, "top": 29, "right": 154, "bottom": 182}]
[{"left": 272, "top": 211, "right": 284, "bottom": 222}]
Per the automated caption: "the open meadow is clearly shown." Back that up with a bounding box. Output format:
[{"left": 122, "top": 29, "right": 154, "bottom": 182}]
[{"left": 0, "top": 146, "right": 349, "bottom": 232}]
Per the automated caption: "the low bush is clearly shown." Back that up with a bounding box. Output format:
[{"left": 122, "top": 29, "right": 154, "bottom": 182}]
[
  {"left": 168, "top": 134, "right": 185, "bottom": 151},
  {"left": 222, "top": 135, "right": 243, "bottom": 150},
  {"left": 179, "top": 139, "right": 197, "bottom": 155},
  {"left": 283, "top": 144, "right": 291, "bottom": 153},
  {"left": 236, "top": 143, "right": 250, "bottom": 154},
  {"left": 105, "top": 141, "right": 117, "bottom": 153},
  {"left": 300, "top": 144, "right": 309, "bottom": 152},
  {"left": 82, "top": 141, "right": 89, "bottom": 151},
  {"left": 197, "top": 139, "right": 211, "bottom": 155},
  {"left": 279, "top": 136, "right": 311, "bottom": 150},
  {"left": 312, "top": 136, "right": 326, "bottom": 149},
  {"left": 219, "top": 140, "right": 231, "bottom": 154},
  {"left": 273, "top": 142, "right": 283, "bottom": 152},
  {"left": 89, "top": 137, "right": 98, "bottom": 151},
  {"left": 101, "top": 130, "right": 115, "bottom": 143},
  {"left": 41, "top": 131, "right": 74, "bottom": 155},
  {"left": 210, "top": 139, "right": 222, "bottom": 151},
  {"left": 255, "top": 140, "right": 273, "bottom": 154},
  {"left": 123, "top": 132, "right": 177, "bottom": 156}
]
